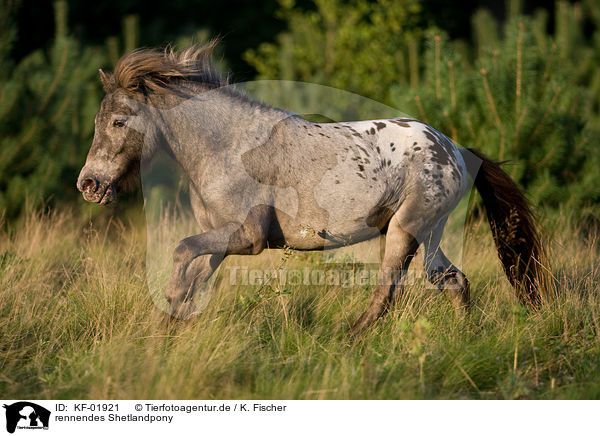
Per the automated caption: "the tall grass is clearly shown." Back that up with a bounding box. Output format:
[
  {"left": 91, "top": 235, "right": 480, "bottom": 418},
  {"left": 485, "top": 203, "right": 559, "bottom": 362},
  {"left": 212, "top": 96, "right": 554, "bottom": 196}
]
[{"left": 0, "top": 207, "right": 599, "bottom": 399}]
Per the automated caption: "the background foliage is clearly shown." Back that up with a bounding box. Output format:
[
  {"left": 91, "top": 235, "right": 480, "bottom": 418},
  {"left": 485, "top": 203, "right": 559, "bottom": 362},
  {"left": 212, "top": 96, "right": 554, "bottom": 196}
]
[
  {"left": 0, "top": 1, "right": 104, "bottom": 218},
  {"left": 0, "top": 0, "right": 599, "bottom": 220}
]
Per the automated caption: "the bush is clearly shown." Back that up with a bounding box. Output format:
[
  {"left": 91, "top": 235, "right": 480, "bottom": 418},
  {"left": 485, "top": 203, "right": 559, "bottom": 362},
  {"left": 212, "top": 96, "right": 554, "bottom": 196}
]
[
  {"left": 244, "top": 0, "right": 424, "bottom": 103},
  {"left": 0, "top": 1, "right": 106, "bottom": 219},
  {"left": 390, "top": 16, "right": 600, "bottom": 214}
]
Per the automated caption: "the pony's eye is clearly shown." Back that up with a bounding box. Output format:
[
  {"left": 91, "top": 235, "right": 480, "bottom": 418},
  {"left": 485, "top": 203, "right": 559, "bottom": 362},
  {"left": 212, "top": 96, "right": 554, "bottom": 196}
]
[{"left": 113, "top": 119, "right": 126, "bottom": 127}]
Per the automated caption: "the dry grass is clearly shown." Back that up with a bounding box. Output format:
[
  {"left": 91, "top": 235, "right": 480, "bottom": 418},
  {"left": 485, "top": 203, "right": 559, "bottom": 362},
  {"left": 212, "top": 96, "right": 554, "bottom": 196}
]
[{"left": 0, "top": 206, "right": 599, "bottom": 399}]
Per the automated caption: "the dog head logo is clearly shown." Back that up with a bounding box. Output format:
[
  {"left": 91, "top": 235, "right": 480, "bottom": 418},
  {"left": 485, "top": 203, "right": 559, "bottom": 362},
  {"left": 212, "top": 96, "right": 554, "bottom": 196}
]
[{"left": 3, "top": 402, "right": 50, "bottom": 433}]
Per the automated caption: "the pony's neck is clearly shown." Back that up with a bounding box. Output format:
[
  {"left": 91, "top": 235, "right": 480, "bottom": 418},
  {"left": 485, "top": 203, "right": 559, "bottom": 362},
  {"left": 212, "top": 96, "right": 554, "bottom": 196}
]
[{"left": 150, "top": 86, "right": 293, "bottom": 173}]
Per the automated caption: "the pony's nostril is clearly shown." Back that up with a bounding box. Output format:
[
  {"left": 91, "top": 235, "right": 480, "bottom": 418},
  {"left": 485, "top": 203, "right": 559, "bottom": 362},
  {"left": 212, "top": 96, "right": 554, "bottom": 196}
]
[{"left": 81, "top": 177, "right": 98, "bottom": 193}]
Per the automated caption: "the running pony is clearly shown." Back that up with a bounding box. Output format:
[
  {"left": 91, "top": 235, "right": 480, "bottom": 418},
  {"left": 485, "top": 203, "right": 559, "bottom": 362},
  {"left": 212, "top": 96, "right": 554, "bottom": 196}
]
[{"left": 77, "top": 43, "right": 546, "bottom": 333}]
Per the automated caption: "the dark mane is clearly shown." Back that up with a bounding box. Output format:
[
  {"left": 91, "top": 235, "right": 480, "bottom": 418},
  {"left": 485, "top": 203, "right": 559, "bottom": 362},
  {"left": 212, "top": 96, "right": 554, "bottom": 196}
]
[{"left": 109, "top": 40, "right": 226, "bottom": 95}]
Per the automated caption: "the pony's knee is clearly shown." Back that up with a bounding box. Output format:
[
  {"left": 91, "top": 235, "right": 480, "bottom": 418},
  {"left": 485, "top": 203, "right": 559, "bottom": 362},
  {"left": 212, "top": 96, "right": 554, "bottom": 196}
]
[{"left": 172, "top": 237, "right": 198, "bottom": 265}]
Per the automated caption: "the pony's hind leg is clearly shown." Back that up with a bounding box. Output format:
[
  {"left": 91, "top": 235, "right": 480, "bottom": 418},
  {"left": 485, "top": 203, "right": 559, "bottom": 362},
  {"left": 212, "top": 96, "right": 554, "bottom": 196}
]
[
  {"left": 422, "top": 218, "right": 470, "bottom": 310},
  {"left": 349, "top": 218, "right": 419, "bottom": 336}
]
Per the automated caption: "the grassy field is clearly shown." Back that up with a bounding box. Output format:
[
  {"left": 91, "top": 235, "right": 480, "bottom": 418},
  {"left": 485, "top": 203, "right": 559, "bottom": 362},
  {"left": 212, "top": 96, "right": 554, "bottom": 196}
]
[{"left": 0, "top": 206, "right": 599, "bottom": 400}]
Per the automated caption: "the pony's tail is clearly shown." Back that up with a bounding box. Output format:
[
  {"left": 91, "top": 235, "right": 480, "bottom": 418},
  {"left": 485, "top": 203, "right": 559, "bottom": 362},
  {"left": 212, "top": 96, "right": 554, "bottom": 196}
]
[{"left": 462, "top": 148, "right": 548, "bottom": 307}]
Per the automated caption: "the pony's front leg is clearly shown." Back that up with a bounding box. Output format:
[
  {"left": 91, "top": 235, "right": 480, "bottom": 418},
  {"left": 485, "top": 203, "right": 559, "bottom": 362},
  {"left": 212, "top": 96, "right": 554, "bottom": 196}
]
[
  {"left": 165, "top": 214, "right": 270, "bottom": 319},
  {"left": 165, "top": 251, "right": 224, "bottom": 320}
]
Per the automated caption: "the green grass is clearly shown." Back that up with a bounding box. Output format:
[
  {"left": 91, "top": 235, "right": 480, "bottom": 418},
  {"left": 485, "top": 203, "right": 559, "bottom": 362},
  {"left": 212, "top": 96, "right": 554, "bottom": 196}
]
[{"left": 1, "top": 206, "right": 599, "bottom": 399}]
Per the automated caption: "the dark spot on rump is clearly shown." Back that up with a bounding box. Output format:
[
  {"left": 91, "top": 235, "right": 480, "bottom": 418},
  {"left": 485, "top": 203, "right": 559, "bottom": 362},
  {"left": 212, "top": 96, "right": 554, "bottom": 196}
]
[
  {"left": 451, "top": 168, "right": 460, "bottom": 180},
  {"left": 358, "top": 164, "right": 365, "bottom": 172},
  {"left": 356, "top": 145, "right": 369, "bottom": 155},
  {"left": 374, "top": 122, "right": 386, "bottom": 130},
  {"left": 414, "top": 147, "right": 421, "bottom": 151},
  {"left": 390, "top": 119, "right": 411, "bottom": 128},
  {"left": 314, "top": 124, "right": 322, "bottom": 128},
  {"left": 335, "top": 180, "right": 340, "bottom": 184},
  {"left": 334, "top": 126, "right": 340, "bottom": 129},
  {"left": 423, "top": 127, "right": 457, "bottom": 169},
  {"left": 376, "top": 146, "right": 381, "bottom": 153},
  {"left": 372, "top": 177, "right": 377, "bottom": 181},
  {"left": 352, "top": 133, "right": 361, "bottom": 137}
]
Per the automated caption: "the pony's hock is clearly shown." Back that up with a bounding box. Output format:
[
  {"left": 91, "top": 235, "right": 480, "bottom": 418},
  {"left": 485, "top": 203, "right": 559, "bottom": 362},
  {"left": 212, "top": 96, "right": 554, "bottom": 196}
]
[{"left": 78, "top": 42, "right": 547, "bottom": 332}]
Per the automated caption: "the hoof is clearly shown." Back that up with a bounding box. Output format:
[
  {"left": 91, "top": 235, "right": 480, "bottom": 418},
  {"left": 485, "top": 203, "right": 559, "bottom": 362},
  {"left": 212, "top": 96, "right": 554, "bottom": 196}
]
[
  {"left": 160, "top": 313, "right": 179, "bottom": 331},
  {"left": 348, "top": 310, "right": 380, "bottom": 338},
  {"left": 166, "top": 300, "right": 199, "bottom": 320}
]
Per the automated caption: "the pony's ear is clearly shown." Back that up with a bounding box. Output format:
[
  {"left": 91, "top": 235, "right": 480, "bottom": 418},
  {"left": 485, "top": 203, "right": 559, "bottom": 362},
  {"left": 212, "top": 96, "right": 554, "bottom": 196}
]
[{"left": 99, "top": 69, "right": 115, "bottom": 92}]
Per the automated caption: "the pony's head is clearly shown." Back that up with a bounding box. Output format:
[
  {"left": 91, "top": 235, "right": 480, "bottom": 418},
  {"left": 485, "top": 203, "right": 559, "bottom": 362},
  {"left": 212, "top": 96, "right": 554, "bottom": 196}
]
[{"left": 77, "top": 41, "right": 222, "bottom": 204}]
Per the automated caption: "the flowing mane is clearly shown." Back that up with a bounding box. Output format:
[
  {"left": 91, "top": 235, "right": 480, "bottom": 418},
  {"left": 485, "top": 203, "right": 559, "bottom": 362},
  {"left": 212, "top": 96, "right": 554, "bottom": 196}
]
[{"left": 109, "top": 40, "right": 226, "bottom": 95}]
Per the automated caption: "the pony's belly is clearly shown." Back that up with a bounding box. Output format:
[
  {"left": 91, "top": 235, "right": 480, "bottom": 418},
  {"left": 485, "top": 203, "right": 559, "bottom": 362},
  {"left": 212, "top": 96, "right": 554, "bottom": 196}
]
[{"left": 276, "top": 215, "right": 384, "bottom": 250}]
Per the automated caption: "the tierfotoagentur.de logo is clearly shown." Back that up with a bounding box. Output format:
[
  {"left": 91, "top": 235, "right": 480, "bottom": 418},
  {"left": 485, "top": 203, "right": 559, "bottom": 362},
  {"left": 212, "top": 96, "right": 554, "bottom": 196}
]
[{"left": 2, "top": 402, "right": 50, "bottom": 434}]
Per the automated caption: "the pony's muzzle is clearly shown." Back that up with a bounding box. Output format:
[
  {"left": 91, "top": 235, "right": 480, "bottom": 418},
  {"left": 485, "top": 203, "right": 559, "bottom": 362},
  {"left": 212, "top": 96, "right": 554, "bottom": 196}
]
[
  {"left": 77, "top": 168, "right": 116, "bottom": 204},
  {"left": 78, "top": 176, "right": 98, "bottom": 194}
]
